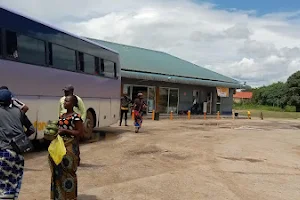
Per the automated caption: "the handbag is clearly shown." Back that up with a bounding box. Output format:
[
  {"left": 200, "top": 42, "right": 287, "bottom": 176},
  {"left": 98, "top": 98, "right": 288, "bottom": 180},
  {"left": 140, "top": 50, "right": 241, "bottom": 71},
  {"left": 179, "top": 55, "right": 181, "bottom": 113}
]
[{"left": 10, "top": 133, "right": 34, "bottom": 154}]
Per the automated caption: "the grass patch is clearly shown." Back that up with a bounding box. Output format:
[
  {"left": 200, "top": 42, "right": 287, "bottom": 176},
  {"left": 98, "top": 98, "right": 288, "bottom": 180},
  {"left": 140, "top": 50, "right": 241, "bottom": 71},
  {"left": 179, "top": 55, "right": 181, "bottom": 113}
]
[
  {"left": 236, "top": 110, "right": 300, "bottom": 119},
  {"left": 233, "top": 104, "right": 296, "bottom": 112},
  {"left": 233, "top": 104, "right": 300, "bottom": 119}
]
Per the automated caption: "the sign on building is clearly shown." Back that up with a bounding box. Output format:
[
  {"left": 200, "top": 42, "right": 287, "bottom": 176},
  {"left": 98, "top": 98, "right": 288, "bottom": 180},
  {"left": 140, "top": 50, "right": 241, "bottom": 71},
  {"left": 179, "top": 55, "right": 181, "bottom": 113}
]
[{"left": 216, "top": 87, "right": 229, "bottom": 97}]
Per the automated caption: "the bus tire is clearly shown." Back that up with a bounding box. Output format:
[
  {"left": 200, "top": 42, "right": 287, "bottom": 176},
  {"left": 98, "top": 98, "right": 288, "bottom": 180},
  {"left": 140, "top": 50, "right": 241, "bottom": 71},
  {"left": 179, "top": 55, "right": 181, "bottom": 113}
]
[{"left": 83, "top": 109, "right": 95, "bottom": 140}]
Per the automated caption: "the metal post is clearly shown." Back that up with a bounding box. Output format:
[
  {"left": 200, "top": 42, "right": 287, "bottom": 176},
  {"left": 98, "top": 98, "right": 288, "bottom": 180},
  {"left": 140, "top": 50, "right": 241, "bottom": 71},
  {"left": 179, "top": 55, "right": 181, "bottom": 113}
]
[{"left": 188, "top": 110, "right": 191, "bottom": 120}]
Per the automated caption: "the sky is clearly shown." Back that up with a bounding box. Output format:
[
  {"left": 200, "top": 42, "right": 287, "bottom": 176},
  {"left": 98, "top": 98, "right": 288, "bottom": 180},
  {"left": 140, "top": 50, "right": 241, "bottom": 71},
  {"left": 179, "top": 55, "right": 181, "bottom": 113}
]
[{"left": 1, "top": 0, "right": 300, "bottom": 87}]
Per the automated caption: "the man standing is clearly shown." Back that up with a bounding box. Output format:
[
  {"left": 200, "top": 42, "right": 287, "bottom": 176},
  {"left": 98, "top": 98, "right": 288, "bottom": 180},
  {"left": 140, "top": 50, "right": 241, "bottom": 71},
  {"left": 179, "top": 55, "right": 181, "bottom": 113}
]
[
  {"left": 59, "top": 84, "right": 86, "bottom": 121},
  {"left": 120, "top": 95, "right": 132, "bottom": 126}
]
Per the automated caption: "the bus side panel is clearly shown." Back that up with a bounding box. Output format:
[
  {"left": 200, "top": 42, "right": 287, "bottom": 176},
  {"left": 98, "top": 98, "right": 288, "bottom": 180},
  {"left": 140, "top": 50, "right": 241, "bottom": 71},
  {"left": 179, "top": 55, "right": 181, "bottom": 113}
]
[
  {"left": 110, "top": 99, "right": 120, "bottom": 125},
  {"left": 81, "top": 98, "right": 100, "bottom": 126},
  {"left": 18, "top": 96, "right": 39, "bottom": 140},
  {"left": 99, "top": 99, "right": 111, "bottom": 127},
  {"left": 36, "top": 96, "right": 60, "bottom": 140}
]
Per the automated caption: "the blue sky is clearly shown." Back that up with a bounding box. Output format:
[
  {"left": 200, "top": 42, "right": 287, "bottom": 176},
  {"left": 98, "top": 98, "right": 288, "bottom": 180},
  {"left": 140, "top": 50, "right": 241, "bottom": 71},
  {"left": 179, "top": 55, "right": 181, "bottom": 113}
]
[{"left": 199, "top": 0, "right": 300, "bottom": 15}]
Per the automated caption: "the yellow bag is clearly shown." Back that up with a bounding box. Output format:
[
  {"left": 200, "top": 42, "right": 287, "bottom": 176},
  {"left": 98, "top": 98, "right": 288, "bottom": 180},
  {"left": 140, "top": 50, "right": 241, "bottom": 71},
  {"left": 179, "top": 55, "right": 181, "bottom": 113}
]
[{"left": 48, "top": 135, "right": 66, "bottom": 165}]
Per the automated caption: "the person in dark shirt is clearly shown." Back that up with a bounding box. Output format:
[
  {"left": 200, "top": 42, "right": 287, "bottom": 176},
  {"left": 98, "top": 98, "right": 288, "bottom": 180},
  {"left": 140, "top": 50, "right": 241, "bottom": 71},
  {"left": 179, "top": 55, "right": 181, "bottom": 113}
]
[
  {"left": 0, "top": 86, "right": 34, "bottom": 136},
  {"left": 0, "top": 86, "right": 29, "bottom": 112},
  {"left": 0, "top": 89, "right": 27, "bottom": 199},
  {"left": 120, "top": 95, "right": 132, "bottom": 126}
]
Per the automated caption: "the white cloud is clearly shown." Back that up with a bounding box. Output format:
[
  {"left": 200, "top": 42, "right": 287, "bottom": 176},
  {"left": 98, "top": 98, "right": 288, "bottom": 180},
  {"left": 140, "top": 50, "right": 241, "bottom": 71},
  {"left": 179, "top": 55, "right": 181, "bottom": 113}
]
[{"left": 1, "top": 0, "right": 300, "bottom": 87}]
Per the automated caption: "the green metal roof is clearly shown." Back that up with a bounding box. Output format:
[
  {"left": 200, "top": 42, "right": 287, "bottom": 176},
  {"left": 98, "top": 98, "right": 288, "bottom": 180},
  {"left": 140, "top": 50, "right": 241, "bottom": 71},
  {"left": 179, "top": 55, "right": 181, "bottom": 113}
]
[{"left": 89, "top": 38, "right": 241, "bottom": 88}]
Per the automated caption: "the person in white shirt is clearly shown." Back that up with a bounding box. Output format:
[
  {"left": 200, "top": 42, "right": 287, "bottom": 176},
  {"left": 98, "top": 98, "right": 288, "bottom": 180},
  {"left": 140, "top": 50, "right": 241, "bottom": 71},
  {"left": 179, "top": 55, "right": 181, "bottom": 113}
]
[{"left": 58, "top": 85, "right": 86, "bottom": 121}]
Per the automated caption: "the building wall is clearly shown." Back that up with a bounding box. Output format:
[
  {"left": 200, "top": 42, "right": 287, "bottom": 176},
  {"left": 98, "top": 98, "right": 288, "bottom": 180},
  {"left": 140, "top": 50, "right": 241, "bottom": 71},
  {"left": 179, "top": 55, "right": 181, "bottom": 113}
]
[{"left": 121, "top": 78, "right": 231, "bottom": 114}]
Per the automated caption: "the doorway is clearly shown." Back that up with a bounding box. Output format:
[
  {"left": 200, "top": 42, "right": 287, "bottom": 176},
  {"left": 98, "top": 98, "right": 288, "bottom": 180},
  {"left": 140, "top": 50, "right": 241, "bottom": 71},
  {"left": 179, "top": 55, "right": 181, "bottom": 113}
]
[
  {"left": 157, "top": 87, "right": 179, "bottom": 114},
  {"left": 207, "top": 92, "right": 212, "bottom": 114},
  {"left": 132, "top": 86, "right": 148, "bottom": 100}
]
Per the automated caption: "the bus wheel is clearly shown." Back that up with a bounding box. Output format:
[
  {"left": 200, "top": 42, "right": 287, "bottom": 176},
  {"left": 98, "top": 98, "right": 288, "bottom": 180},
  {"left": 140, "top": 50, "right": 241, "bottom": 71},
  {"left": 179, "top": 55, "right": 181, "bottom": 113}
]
[{"left": 83, "top": 110, "right": 95, "bottom": 140}]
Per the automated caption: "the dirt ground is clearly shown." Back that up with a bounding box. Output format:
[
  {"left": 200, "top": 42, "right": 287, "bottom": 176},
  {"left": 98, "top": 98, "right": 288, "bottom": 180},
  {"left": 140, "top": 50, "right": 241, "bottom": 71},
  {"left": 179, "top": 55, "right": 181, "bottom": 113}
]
[{"left": 19, "top": 118, "right": 300, "bottom": 200}]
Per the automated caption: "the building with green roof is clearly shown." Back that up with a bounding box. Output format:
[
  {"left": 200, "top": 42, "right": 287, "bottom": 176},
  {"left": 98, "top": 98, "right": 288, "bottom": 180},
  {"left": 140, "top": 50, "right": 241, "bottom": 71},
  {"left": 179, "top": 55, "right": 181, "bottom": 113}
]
[{"left": 91, "top": 38, "right": 243, "bottom": 115}]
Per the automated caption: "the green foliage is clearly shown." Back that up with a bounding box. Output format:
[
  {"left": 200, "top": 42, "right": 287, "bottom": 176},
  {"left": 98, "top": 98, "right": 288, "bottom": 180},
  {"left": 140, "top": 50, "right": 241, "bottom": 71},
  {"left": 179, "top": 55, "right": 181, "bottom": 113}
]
[
  {"left": 247, "top": 70, "right": 300, "bottom": 112},
  {"left": 285, "top": 71, "right": 300, "bottom": 111},
  {"left": 251, "top": 82, "right": 287, "bottom": 108}
]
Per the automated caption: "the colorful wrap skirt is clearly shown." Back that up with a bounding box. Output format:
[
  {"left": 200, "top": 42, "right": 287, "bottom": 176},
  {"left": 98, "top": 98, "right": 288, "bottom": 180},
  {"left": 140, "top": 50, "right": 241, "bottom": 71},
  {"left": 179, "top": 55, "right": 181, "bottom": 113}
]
[
  {"left": 0, "top": 149, "right": 24, "bottom": 199},
  {"left": 49, "top": 138, "right": 79, "bottom": 200}
]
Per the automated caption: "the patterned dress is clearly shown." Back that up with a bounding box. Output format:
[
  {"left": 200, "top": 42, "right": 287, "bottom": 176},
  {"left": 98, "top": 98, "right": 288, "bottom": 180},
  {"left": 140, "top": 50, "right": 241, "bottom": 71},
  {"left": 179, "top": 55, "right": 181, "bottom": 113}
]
[
  {"left": 0, "top": 149, "right": 24, "bottom": 199},
  {"left": 49, "top": 113, "right": 82, "bottom": 200}
]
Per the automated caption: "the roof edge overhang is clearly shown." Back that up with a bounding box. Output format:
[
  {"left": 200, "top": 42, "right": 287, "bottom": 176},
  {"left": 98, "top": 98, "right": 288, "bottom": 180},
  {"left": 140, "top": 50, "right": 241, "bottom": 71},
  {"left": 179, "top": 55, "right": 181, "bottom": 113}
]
[{"left": 122, "top": 70, "right": 246, "bottom": 89}]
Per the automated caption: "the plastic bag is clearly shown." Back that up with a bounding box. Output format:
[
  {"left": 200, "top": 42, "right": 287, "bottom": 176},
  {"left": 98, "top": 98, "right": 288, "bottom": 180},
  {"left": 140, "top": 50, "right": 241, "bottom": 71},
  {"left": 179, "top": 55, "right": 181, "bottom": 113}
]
[{"left": 48, "top": 135, "right": 66, "bottom": 165}]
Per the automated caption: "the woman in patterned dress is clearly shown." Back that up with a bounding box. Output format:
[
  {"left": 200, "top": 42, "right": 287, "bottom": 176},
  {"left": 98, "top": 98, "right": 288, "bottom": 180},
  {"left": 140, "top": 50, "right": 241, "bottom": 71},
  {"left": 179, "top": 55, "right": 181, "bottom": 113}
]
[{"left": 49, "top": 95, "right": 84, "bottom": 200}]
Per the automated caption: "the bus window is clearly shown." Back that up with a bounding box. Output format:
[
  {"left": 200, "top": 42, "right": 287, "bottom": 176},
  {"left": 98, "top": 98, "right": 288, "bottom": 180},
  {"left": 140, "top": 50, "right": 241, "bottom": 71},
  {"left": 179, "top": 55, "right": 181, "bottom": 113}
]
[
  {"left": 100, "top": 59, "right": 104, "bottom": 73},
  {"left": 78, "top": 52, "right": 94, "bottom": 74},
  {"left": 103, "top": 60, "right": 115, "bottom": 78},
  {"left": 114, "top": 63, "right": 117, "bottom": 78},
  {"left": 78, "top": 52, "right": 84, "bottom": 71},
  {"left": 48, "top": 43, "right": 53, "bottom": 65},
  {"left": 6, "top": 30, "right": 18, "bottom": 59},
  {"left": 0, "top": 30, "right": 2, "bottom": 56},
  {"left": 83, "top": 53, "right": 94, "bottom": 74},
  {"left": 51, "top": 44, "right": 76, "bottom": 71},
  {"left": 95, "top": 57, "right": 100, "bottom": 75},
  {"left": 6, "top": 30, "right": 46, "bottom": 65}
]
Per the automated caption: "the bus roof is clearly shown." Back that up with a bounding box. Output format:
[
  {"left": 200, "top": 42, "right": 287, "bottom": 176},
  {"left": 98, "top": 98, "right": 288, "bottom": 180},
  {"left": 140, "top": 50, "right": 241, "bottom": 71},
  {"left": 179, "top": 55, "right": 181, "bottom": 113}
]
[{"left": 1, "top": 6, "right": 119, "bottom": 55}]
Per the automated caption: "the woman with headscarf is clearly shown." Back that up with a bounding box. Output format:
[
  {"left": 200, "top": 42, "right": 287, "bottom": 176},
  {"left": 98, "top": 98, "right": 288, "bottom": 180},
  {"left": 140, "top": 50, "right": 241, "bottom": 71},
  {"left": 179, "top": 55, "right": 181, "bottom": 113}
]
[
  {"left": 49, "top": 95, "right": 84, "bottom": 200},
  {"left": 0, "top": 89, "right": 28, "bottom": 199},
  {"left": 132, "top": 93, "right": 147, "bottom": 130}
]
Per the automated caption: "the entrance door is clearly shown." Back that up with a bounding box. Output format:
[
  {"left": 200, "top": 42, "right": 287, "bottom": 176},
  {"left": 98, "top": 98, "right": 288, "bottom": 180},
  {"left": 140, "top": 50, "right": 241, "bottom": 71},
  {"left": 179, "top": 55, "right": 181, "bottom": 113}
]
[
  {"left": 158, "top": 87, "right": 179, "bottom": 114},
  {"left": 193, "top": 90, "right": 200, "bottom": 104},
  {"left": 169, "top": 88, "right": 179, "bottom": 113},
  {"left": 207, "top": 92, "right": 212, "bottom": 114},
  {"left": 147, "top": 87, "right": 155, "bottom": 113},
  {"left": 158, "top": 88, "right": 169, "bottom": 114},
  {"left": 132, "top": 86, "right": 148, "bottom": 100}
]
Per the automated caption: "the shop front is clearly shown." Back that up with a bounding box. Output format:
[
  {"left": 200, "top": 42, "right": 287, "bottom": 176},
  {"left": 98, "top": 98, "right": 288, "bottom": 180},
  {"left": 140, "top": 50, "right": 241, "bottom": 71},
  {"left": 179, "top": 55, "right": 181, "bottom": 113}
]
[
  {"left": 157, "top": 87, "right": 179, "bottom": 114},
  {"left": 122, "top": 84, "right": 179, "bottom": 114}
]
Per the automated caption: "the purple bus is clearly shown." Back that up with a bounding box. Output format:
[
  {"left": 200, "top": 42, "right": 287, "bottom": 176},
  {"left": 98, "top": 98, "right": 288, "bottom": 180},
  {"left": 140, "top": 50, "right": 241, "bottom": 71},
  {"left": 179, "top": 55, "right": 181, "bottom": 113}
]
[{"left": 0, "top": 7, "right": 121, "bottom": 142}]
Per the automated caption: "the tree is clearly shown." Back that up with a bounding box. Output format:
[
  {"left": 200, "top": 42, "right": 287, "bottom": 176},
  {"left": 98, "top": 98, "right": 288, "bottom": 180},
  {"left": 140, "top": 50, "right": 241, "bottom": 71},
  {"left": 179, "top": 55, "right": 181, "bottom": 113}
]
[
  {"left": 252, "top": 82, "right": 286, "bottom": 108},
  {"left": 286, "top": 71, "right": 300, "bottom": 112}
]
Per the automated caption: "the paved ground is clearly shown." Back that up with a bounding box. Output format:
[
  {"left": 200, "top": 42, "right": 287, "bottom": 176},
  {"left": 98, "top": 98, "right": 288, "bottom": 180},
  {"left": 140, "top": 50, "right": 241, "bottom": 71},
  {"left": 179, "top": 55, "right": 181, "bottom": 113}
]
[{"left": 19, "top": 118, "right": 300, "bottom": 200}]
